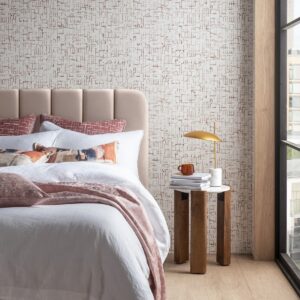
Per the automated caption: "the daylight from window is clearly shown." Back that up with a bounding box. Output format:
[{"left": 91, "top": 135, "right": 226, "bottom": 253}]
[{"left": 287, "top": 0, "right": 300, "bottom": 269}]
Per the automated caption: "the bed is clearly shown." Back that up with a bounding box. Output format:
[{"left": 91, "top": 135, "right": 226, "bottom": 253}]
[{"left": 0, "top": 89, "right": 170, "bottom": 300}]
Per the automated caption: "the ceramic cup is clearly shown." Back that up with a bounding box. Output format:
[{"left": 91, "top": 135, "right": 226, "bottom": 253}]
[
  {"left": 178, "top": 164, "right": 195, "bottom": 176},
  {"left": 209, "top": 168, "right": 222, "bottom": 187}
]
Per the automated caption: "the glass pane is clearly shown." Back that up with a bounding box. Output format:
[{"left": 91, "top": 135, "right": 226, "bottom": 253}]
[
  {"left": 289, "top": 65, "right": 300, "bottom": 80},
  {"left": 288, "top": 0, "right": 300, "bottom": 23},
  {"left": 287, "top": 24, "right": 300, "bottom": 144},
  {"left": 287, "top": 146, "right": 300, "bottom": 269},
  {"left": 290, "top": 83, "right": 300, "bottom": 94}
]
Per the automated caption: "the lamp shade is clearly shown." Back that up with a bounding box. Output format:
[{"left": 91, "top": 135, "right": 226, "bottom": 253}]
[{"left": 184, "top": 130, "right": 222, "bottom": 142}]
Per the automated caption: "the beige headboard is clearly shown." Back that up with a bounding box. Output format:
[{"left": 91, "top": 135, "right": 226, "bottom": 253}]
[{"left": 0, "top": 89, "right": 149, "bottom": 187}]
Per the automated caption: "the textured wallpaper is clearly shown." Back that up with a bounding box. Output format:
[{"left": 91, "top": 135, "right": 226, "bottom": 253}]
[{"left": 0, "top": 0, "right": 253, "bottom": 253}]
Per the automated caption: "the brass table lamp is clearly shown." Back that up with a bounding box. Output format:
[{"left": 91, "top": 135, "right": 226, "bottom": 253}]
[{"left": 184, "top": 123, "right": 222, "bottom": 186}]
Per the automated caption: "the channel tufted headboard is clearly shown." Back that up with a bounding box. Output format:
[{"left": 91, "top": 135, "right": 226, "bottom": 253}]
[{"left": 0, "top": 89, "right": 149, "bottom": 187}]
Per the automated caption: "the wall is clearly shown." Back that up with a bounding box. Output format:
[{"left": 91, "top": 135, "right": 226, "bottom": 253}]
[{"left": 0, "top": 0, "right": 253, "bottom": 253}]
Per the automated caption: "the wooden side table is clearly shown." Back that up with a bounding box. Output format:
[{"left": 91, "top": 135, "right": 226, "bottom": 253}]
[{"left": 173, "top": 185, "right": 231, "bottom": 274}]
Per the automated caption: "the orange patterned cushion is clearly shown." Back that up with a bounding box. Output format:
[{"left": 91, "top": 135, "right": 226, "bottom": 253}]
[
  {"left": 40, "top": 115, "right": 126, "bottom": 134},
  {"left": 34, "top": 142, "right": 117, "bottom": 164},
  {"left": 0, "top": 149, "right": 50, "bottom": 167},
  {"left": 0, "top": 115, "right": 37, "bottom": 136}
]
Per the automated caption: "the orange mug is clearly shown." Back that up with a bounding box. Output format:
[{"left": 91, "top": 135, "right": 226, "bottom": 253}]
[{"left": 178, "top": 164, "right": 194, "bottom": 175}]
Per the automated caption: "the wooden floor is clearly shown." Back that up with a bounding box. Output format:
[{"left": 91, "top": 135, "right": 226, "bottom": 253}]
[{"left": 164, "top": 255, "right": 299, "bottom": 300}]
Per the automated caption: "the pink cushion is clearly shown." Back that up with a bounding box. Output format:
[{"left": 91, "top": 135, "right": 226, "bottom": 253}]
[
  {"left": 40, "top": 115, "right": 126, "bottom": 135},
  {"left": 0, "top": 115, "right": 37, "bottom": 136}
]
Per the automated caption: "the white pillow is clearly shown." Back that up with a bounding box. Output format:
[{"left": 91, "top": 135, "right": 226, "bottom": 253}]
[
  {"left": 40, "top": 121, "right": 61, "bottom": 132},
  {"left": 51, "top": 125, "right": 143, "bottom": 177},
  {"left": 0, "top": 131, "right": 59, "bottom": 151}
]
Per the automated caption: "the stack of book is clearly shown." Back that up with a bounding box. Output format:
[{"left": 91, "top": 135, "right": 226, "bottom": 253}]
[{"left": 170, "top": 172, "right": 211, "bottom": 190}]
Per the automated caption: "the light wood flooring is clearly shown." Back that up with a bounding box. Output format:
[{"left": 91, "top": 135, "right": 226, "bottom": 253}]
[{"left": 164, "top": 255, "right": 299, "bottom": 300}]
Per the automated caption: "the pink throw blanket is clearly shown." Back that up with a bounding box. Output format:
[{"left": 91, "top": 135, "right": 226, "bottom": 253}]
[{"left": 0, "top": 173, "right": 166, "bottom": 300}]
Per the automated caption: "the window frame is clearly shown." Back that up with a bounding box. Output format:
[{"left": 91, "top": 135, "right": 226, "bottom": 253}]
[{"left": 276, "top": 0, "right": 300, "bottom": 295}]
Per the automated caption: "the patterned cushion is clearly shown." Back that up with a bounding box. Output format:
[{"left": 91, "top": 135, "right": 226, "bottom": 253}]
[
  {"left": 40, "top": 115, "right": 126, "bottom": 134},
  {"left": 34, "top": 142, "right": 117, "bottom": 164},
  {"left": 0, "top": 115, "right": 37, "bottom": 136},
  {"left": 0, "top": 149, "right": 50, "bottom": 167}
]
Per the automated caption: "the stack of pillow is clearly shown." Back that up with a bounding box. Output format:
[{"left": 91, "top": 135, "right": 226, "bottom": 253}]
[{"left": 0, "top": 114, "right": 143, "bottom": 177}]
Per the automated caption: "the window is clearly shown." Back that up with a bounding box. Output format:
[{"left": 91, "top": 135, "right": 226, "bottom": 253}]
[{"left": 277, "top": 0, "right": 300, "bottom": 295}]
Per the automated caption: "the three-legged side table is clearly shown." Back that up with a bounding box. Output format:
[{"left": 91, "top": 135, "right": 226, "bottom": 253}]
[{"left": 173, "top": 186, "right": 231, "bottom": 274}]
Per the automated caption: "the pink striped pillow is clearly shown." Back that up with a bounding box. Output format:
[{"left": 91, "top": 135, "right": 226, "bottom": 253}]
[
  {"left": 0, "top": 115, "right": 37, "bottom": 136},
  {"left": 40, "top": 115, "right": 126, "bottom": 135}
]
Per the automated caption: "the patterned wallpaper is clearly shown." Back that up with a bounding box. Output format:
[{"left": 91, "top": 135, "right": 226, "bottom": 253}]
[{"left": 0, "top": 0, "right": 253, "bottom": 253}]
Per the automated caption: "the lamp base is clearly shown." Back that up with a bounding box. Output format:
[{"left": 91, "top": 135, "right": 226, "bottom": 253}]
[{"left": 209, "top": 168, "right": 222, "bottom": 187}]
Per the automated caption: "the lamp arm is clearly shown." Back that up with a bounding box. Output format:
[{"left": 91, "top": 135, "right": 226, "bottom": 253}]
[
  {"left": 213, "top": 141, "right": 216, "bottom": 168},
  {"left": 213, "top": 122, "right": 216, "bottom": 168}
]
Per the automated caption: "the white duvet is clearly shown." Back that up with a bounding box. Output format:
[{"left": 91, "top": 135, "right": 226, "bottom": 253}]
[{"left": 0, "top": 163, "right": 170, "bottom": 300}]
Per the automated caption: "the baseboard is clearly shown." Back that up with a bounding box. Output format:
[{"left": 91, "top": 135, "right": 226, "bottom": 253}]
[{"left": 165, "top": 252, "right": 253, "bottom": 264}]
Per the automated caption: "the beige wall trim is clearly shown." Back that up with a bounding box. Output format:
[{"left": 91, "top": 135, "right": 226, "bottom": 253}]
[{"left": 253, "top": 0, "right": 276, "bottom": 260}]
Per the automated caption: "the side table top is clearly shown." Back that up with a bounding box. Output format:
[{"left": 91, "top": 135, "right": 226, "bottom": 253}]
[{"left": 170, "top": 185, "right": 230, "bottom": 193}]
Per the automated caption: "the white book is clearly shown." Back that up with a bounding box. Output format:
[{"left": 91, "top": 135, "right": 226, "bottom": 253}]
[
  {"left": 169, "top": 184, "right": 210, "bottom": 191},
  {"left": 170, "top": 182, "right": 210, "bottom": 188},
  {"left": 170, "top": 178, "right": 210, "bottom": 185},
  {"left": 171, "top": 172, "right": 211, "bottom": 181}
]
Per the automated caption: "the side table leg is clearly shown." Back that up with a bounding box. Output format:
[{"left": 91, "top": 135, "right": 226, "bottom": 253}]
[
  {"left": 191, "top": 191, "right": 207, "bottom": 274},
  {"left": 174, "top": 191, "right": 189, "bottom": 263},
  {"left": 217, "top": 191, "right": 231, "bottom": 266}
]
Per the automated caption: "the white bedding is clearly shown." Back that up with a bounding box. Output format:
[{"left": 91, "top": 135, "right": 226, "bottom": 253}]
[{"left": 0, "top": 163, "right": 170, "bottom": 300}]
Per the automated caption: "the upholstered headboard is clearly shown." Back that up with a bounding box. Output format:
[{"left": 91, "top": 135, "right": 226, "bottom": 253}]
[{"left": 0, "top": 89, "right": 149, "bottom": 186}]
